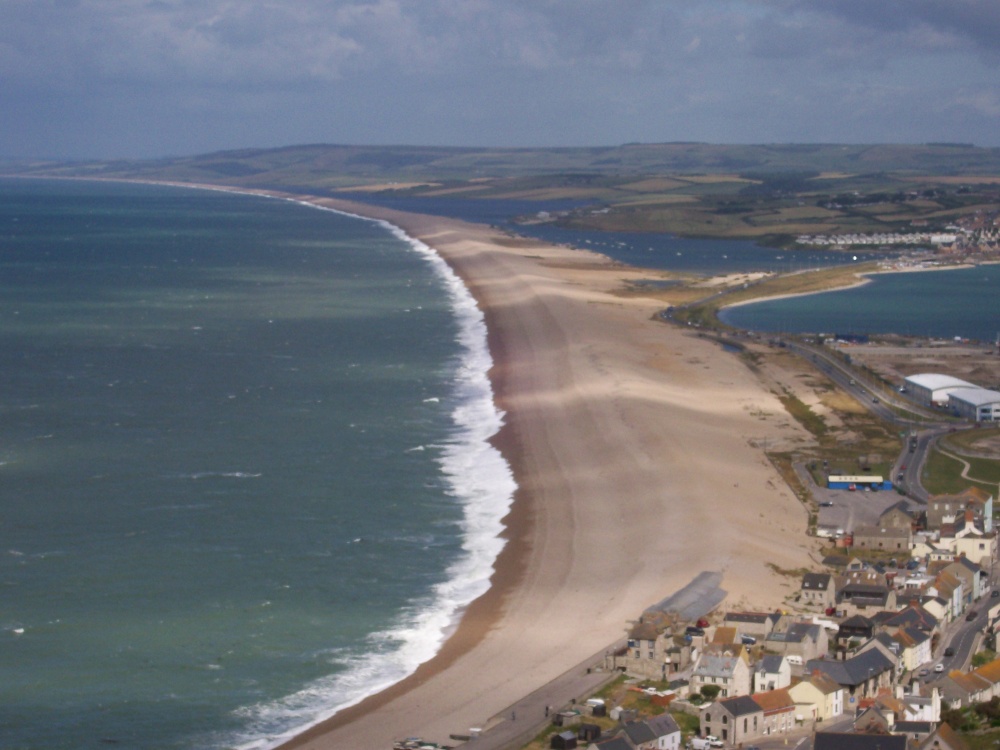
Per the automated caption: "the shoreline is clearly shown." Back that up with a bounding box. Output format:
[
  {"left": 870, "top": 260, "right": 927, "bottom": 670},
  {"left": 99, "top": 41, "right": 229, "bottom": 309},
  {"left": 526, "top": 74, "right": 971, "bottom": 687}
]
[
  {"left": 719, "top": 259, "right": 984, "bottom": 313},
  {"left": 266, "top": 193, "right": 819, "bottom": 749},
  {"left": 8, "top": 177, "right": 821, "bottom": 748}
]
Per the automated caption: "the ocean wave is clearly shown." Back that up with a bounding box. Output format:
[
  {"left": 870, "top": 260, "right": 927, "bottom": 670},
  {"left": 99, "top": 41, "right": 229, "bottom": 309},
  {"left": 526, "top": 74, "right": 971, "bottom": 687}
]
[
  {"left": 167, "top": 471, "right": 263, "bottom": 480},
  {"left": 223, "top": 198, "right": 517, "bottom": 750}
]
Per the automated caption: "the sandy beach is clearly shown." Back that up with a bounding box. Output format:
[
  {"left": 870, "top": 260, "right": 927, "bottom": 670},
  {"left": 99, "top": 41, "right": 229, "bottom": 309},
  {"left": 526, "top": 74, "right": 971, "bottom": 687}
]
[{"left": 261, "top": 195, "right": 820, "bottom": 749}]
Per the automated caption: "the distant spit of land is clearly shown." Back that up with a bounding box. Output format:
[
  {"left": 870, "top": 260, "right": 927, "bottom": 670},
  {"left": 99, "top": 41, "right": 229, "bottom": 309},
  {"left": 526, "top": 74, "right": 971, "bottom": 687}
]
[{"left": 5, "top": 142, "right": 1000, "bottom": 249}]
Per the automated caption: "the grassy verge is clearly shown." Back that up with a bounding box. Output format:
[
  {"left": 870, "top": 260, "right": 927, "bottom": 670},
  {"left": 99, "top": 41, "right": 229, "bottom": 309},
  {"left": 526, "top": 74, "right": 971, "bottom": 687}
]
[{"left": 923, "top": 447, "right": 1000, "bottom": 495}]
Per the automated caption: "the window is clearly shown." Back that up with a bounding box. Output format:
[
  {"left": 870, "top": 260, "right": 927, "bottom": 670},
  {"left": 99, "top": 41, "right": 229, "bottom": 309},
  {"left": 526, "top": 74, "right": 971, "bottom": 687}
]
[{"left": 722, "top": 716, "right": 728, "bottom": 725}]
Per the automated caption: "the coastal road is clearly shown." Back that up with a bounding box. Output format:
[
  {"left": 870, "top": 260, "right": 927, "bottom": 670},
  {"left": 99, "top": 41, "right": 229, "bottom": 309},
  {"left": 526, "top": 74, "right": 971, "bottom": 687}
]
[{"left": 460, "top": 645, "right": 621, "bottom": 750}]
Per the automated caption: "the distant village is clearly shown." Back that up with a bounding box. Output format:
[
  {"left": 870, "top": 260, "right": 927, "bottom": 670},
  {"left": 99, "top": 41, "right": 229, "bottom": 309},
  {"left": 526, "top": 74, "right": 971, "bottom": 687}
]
[{"left": 795, "top": 209, "right": 1000, "bottom": 253}]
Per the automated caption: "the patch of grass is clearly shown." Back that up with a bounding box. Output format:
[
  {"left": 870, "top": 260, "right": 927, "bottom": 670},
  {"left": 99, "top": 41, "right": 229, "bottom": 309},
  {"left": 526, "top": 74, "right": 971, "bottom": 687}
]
[
  {"left": 766, "top": 562, "right": 812, "bottom": 578},
  {"left": 923, "top": 448, "right": 999, "bottom": 495},
  {"left": 776, "top": 391, "right": 828, "bottom": 439}
]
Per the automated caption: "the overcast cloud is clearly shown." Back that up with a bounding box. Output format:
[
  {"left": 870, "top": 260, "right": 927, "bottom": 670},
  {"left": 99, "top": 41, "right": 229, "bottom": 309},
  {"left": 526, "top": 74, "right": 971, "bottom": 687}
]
[{"left": 2, "top": 0, "right": 998, "bottom": 159}]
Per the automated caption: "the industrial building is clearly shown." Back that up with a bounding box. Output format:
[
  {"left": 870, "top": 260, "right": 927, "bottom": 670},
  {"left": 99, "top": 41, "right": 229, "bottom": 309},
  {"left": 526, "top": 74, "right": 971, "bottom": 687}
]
[
  {"left": 903, "top": 373, "right": 976, "bottom": 406},
  {"left": 948, "top": 387, "right": 1000, "bottom": 422}
]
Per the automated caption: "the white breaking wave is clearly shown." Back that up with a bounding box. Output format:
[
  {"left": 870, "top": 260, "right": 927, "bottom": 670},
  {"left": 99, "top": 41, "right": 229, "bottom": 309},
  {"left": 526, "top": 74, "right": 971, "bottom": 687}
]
[{"left": 224, "top": 198, "right": 517, "bottom": 750}]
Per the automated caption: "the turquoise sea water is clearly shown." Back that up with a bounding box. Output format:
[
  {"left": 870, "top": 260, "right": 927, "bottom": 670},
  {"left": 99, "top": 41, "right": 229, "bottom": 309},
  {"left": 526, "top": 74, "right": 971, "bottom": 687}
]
[
  {"left": 0, "top": 180, "right": 513, "bottom": 749},
  {"left": 718, "top": 265, "right": 1000, "bottom": 343}
]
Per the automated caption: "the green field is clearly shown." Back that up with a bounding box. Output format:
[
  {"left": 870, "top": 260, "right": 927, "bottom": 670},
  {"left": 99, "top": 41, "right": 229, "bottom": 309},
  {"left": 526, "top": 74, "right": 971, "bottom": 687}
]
[{"left": 7, "top": 142, "right": 999, "bottom": 248}]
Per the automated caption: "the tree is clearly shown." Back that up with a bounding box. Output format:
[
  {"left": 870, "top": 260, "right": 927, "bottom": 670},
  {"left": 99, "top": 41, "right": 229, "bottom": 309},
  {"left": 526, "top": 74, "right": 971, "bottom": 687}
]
[{"left": 700, "top": 685, "right": 722, "bottom": 701}]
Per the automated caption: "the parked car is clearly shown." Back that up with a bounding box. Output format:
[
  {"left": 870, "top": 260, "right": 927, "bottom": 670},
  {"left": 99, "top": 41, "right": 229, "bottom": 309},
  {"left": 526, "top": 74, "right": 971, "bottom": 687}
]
[
  {"left": 918, "top": 668, "right": 930, "bottom": 677},
  {"left": 967, "top": 610, "right": 979, "bottom": 621},
  {"left": 992, "top": 590, "right": 999, "bottom": 598},
  {"left": 685, "top": 626, "right": 705, "bottom": 636},
  {"left": 690, "top": 739, "right": 713, "bottom": 750},
  {"left": 944, "top": 647, "right": 955, "bottom": 657},
  {"left": 819, "top": 501, "right": 833, "bottom": 507},
  {"left": 706, "top": 736, "right": 724, "bottom": 748}
]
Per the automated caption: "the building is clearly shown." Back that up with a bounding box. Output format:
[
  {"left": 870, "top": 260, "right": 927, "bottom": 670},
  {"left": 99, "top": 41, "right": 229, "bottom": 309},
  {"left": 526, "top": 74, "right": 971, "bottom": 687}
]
[
  {"left": 879, "top": 502, "right": 916, "bottom": 531},
  {"left": 700, "top": 695, "right": 763, "bottom": 746},
  {"left": 621, "top": 715, "right": 681, "bottom": 750},
  {"left": 928, "top": 487, "right": 993, "bottom": 533},
  {"left": 752, "top": 688, "right": 796, "bottom": 737},
  {"left": 904, "top": 374, "right": 976, "bottom": 406},
  {"left": 948, "top": 387, "right": 1000, "bottom": 422},
  {"left": 764, "top": 622, "right": 829, "bottom": 663},
  {"left": 788, "top": 671, "right": 844, "bottom": 722},
  {"left": 690, "top": 649, "right": 752, "bottom": 698},
  {"left": 852, "top": 525, "right": 912, "bottom": 552},
  {"left": 723, "top": 612, "right": 780, "bottom": 639},
  {"left": 805, "top": 648, "right": 895, "bottom": 701},
  {"left": 837, "top": 571, "right": 896, "bottom": 615},
  {"left": 754, "top": 655, "right": 791, "bottom": 693},
  {"left": 801, "top": 573, "right": 836, "bottom": 609}
]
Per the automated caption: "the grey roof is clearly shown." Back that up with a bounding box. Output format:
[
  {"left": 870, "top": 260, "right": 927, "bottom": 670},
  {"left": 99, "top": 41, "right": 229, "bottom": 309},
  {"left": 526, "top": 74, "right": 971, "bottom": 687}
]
[
  {"left": 694, "top": 653, "right": 743, "bottom": 678},
  {"left": 839, "top": 615, "right": 875, "bottom": 631},
  {"left": 768, "top": 623, "right": 821, "bottom": 644},
  {"left": 853, "top": 524, "right": 911, "bottom": 539},
  {"left": 814, "top": 731, "right": 907, "bottom": 750},
  {"left": 644, "top": 714, "right": 680, "bottom": 739},
  {"left": 949, "top": 387, "right": 1000, "bottom": 408},
  {"left": 725, "top": 612, "right": 772, "bottom": 624},
  {"left": 623, "top": 721, "right": 656, "bottom": 745},
  {"left": 880, "top": 500, "right": 913, "bottom": 518},
  {"left": 758, "top": 654, "right": 785, "bottom": 673},
  {"left": 884, "top": 606, "right": 938, "bottom": 631},
  {"left": 894, "top": 720, "right": 934, "bottom": 733},
  {"left": 594, "top": 738, "right": 632, "bottom": 750},
  {"left": 955, "top": 556, "right": 984, "bottom": 574},
  {"left": 904, "top": 374, "right": 975, "bottom": 391},
  {"left": 717, "top": 695, "right": 762, "bottom": 718},
  {"left": 802, "top": 573, "right": 833, "bottom": 590},
  {"left": 805, "top": 649, "right": 894, "bottom": 687}
]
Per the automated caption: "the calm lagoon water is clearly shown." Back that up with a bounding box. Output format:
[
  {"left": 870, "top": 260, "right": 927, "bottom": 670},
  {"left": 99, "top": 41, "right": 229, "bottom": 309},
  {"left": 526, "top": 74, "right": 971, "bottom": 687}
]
[
  {"left": 719, "top": 265, "right": 1000, "bottom": 343},
  {"left": 0, "top": 179, "right": 513, "bottom": 749}
]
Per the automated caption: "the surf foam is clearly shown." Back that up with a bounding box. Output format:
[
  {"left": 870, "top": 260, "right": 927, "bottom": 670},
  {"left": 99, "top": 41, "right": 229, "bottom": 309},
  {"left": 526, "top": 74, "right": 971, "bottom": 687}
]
[{"left": 221, "top": 198, "right": 516, "bottom": 750}]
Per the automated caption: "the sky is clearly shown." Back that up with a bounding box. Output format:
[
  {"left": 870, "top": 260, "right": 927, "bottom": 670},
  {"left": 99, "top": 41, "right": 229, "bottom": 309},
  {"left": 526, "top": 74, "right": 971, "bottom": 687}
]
[{"left": 3, "top": 0, "right": 999, "bottom": 160}]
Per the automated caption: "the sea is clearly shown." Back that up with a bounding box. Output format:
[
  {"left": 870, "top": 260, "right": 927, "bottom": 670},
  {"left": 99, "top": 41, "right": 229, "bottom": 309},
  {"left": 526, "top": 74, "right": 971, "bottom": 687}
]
[{"left": 0, "top": 179, "right": 514, "bottom": 750}]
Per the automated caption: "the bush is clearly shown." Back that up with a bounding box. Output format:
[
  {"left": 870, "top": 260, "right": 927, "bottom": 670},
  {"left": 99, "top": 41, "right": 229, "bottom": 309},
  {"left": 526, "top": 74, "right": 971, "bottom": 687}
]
[{"left": 700, "top": 685, "right": 722, "bottom": 700}]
